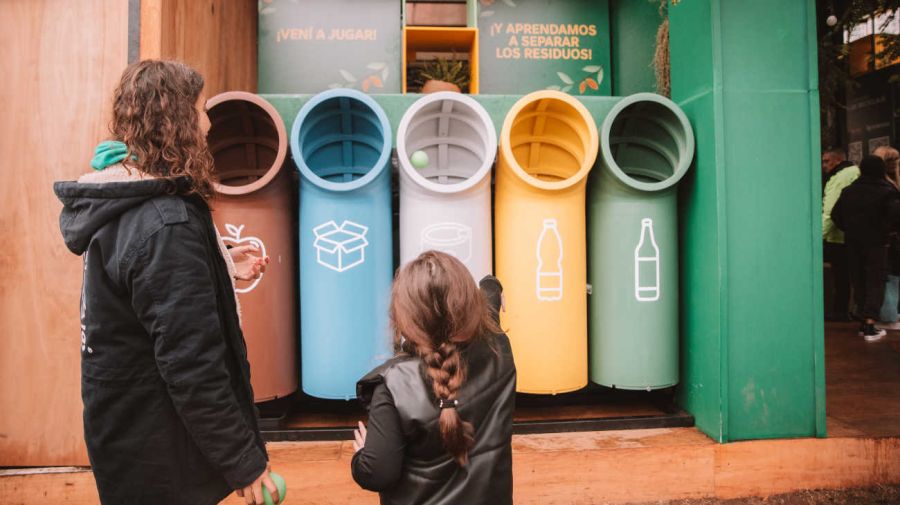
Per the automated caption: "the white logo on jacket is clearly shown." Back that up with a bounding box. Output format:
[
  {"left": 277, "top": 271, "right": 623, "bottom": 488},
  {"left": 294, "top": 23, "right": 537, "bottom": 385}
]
[{"left": 80, "top": 251, "right": 93, "bottom": 354}]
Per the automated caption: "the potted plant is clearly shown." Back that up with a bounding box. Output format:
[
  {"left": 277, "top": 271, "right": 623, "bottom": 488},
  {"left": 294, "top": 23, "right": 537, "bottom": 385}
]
[{"left": 413, "top": 56, "right": 471, "bottom": 94}]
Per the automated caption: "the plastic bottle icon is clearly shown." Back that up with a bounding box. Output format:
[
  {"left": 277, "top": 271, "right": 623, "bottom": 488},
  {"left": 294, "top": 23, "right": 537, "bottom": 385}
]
[
  {"left": 536, "top": 218, "right": 564, "bottom": 301},
  {"left": 634, "top": 218, "right": 660, "bottom": 302}
]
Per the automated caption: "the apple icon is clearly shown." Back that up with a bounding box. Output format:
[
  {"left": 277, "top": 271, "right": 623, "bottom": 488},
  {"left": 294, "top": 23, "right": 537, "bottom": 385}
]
[{"left": 222, "top": 223, "right": 268, "bottom": 294}]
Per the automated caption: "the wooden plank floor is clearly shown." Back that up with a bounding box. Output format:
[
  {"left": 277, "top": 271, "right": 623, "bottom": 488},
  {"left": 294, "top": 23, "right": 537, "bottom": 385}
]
[
  {"left": 3, "top": 429, "right": 899, "bottom": 504},
  {"left": 825, "top": 321, "right": 900, "bottom": 438}
]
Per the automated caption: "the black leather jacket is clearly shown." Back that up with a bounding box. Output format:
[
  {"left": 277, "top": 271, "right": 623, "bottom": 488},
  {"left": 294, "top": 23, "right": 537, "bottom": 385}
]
[{"left": 353, "top": 333, "right": 516, "bottom": 505}]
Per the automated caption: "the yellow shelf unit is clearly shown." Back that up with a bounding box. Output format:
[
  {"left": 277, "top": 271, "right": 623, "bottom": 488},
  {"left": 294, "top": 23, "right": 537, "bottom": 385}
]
[{"left": 402, "top": 26, "right": 479, "bottom": 94}]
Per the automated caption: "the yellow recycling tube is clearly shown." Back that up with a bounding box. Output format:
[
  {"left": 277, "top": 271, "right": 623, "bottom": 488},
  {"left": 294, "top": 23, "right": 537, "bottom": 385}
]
[{"left": 495, "top": 90, "right": 598, "bottom": 394}]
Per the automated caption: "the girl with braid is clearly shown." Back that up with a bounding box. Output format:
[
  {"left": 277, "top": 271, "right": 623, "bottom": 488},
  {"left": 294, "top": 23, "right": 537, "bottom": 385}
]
[{"left": 352, "top": 251, "right": 516, "bottom": 505}]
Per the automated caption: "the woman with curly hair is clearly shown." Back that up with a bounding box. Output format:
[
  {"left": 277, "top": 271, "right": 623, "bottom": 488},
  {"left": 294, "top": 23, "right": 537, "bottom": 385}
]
[
  {"left": 54, "top": 60, "right": 278, "bottom": 505},
  {"left": 352, "top": 251, "right": 516, "bottom": 505}
]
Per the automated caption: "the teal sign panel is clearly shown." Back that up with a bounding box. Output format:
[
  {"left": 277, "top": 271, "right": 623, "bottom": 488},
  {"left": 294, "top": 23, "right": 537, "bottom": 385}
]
[
  {"left": 258, "top": 0, "right": 402, "bottom": 94},
  {"left": 477, "top": 0, "right": 611, "bottom": 95}
]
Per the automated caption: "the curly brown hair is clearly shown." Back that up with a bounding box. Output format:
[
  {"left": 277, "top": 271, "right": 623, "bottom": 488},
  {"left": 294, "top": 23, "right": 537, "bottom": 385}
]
[{"left": 110, "top": 60, "right": 215, "bottom": 198}]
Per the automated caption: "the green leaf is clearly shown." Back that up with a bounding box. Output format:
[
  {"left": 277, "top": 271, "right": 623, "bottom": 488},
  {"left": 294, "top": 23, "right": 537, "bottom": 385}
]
[
  {"left": 546, "top": 85, "right": 561, "bottom": 91},
  {"left": 582, "top": 65, "right": 601, "bottom": 73},
  {"left": 339, "top": 70, "right": 356, "bottom": 83},
  {"left": 557, "top": 72, "right": 574, "bottom": 85},
  {"left": 597, "top": 68, "right": 604, "bottom": 86},
  {"left": 561, "top": 84, "right": 573, "bottom": 93}
]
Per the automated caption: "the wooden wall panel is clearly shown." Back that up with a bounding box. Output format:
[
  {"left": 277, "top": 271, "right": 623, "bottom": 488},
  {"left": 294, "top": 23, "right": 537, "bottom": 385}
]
[
  {"left": 0, "top": 1, "right": 129, "bottom": 466},
  {"left": 140, "top": 0, "right": 257, "bottom": 96}
]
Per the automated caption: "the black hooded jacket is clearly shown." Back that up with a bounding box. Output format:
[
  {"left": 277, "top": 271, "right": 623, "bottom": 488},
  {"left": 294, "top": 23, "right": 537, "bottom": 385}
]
[
  {"left": 831, "top": 175, "right": 900, "bottom": 247},
  {"left": 352, "top": 328, "right": 516, "bottom": 505},
  {"left": 53, "top": 176, "right": 267, "bottom": 505}
]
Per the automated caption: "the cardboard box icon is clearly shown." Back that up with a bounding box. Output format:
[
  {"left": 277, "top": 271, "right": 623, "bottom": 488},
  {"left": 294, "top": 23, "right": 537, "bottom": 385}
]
[{"left": 313, "top": 220, "right": 370, "bottom": 272}]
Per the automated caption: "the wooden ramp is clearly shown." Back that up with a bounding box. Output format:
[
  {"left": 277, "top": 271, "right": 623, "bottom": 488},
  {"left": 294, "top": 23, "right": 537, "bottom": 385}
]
[{"left": 3, "top": 428, "right": 899, "bottom": 505}]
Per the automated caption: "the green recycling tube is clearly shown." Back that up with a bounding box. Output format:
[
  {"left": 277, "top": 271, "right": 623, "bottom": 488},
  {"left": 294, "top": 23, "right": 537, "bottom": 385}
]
[{"left": 588, "top": 93, "right": 694, "bottom": 390}]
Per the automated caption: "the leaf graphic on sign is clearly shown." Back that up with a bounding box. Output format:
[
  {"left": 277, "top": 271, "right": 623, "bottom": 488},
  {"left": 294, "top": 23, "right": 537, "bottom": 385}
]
[
  {"left": 381, "top": 67, "right": 389, "bottom": 83},
  {"left": 562, "top": 85, "right": 573, "bottom": 93},
  {"left": 597, "top": 68, "right": 604, "bottom": 86},
  {"left": 480, "top": 10, "right": 495, "bottom": 17},
  {"left": 557, "top": 72, "right": 574, "bottom": 85},
  {"left": 339, "top": 70, "right": 357, "bottom": 83},
  {"left": 367, "top": 62, "right": 386, "bottom": 70},
  {"left": 259, "top": 5, "right": 275, "bottom": 14},
  {"left": 582, "top": 65, "right": 602, "bottom": 73},
  {"left": 546, "top": 85, "right": 561, "bottom": 91}
]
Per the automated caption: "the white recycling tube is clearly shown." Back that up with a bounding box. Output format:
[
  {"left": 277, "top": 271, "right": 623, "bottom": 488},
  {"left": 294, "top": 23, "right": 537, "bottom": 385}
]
[{"left": 396, "top": 92, "right": 498, "bottom": 280}]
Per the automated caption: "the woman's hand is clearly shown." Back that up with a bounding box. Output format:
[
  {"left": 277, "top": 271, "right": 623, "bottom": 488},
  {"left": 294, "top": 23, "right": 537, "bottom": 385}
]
[
  {"left": 353, "top": 421, "right": 367, "bottom": 453},
  {"left": 236, "top": 465, "right": 280, "bottom": 505},
  {"left": 230, "top": 245, "right": 270, "bottom": 281}
]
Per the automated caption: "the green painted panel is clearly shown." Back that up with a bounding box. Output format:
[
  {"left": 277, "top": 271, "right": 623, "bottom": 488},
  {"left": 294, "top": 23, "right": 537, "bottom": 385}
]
[
  {"left": 669, "top": 0, "right": 725, "bottom": 442},
  {"left": 610, "top": 0, "right": 662, "bottom": 95},
  {"left": 669, "top": 0, "right": 825, "bottom": 442},
  {"left": 723, "top": 92, "right": 819, "bottom": 439},
  {"left": 477, "top": 0, "right": 611, "bottom": 95},
  {"left": 675, "top": 94, "right": 725, "bottom": 442},
  {"left": 257, "top": 0, "right": 402, "bottom": 94},
  {"left": 719, "top": 2, "right": 812, "bottom": 92}
]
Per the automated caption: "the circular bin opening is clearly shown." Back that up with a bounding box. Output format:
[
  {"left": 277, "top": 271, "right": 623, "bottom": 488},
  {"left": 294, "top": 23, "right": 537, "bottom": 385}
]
[
  {"left": 292, "top": 90, "right": 391, "bottom": 192},
  {"left": 397, "top": 92, "right": 496, "bottom": 194},
  {"left": 206, "top": 92, "right": 287, "bottom": 196},
  {"left": 501, "top": 91, "right": 598, "bottom": 191},
  {"left": 601, "top": 93, "right": 694, "bottom": 192}
]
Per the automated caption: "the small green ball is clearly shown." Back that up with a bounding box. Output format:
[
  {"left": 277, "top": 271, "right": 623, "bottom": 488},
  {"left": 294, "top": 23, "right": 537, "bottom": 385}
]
[
  {"left": 263, "top": 472, "right": 287, "bottom": 505},
  {"left": 410, "top": 150, "right": 429, "bottom": 169}
]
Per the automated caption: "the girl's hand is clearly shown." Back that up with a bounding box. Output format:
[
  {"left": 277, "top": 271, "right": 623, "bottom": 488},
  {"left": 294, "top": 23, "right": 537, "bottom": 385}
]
[
  {"left": 236, "top": 465, "right": 280, "bottom": 505},
  {"left": 230, "top": 245, "right": 270, "bottom": 281},
  {"left": 353, "top": 421, "right": 367, "bottom": 453}
]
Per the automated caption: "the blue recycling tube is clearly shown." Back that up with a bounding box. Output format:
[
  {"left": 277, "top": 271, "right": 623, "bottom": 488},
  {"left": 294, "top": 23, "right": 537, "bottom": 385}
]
[{"left": 291, "top": 89, "right": 394, "bottom": 399}]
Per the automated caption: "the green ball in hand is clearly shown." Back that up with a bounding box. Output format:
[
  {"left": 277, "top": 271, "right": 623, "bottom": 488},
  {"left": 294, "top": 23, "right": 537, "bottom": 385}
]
[
  {"left": 410, "top": 150, "right": 429, "bottom": 169},
  {"left": 263, "top": 472, "right": 287, "bottom": 505}
]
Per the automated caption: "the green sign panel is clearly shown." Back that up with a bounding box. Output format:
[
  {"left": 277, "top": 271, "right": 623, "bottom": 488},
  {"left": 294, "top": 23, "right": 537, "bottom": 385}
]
[
  {"left": 258, "top": 0, "right": 402, "bottom": 94},
  {"left": 477, "top": 0, "right": 611, "bottom": 95}
]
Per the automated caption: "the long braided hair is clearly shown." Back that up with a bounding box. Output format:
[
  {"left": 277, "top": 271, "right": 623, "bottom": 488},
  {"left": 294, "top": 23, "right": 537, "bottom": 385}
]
[{"left": 390, "top": 251, "right": 501, "bottom": 466}]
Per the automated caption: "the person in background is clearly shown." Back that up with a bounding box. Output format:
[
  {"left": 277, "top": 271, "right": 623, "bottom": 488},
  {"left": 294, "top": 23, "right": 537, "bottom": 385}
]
[
  {"left": 53, "top": 60, "right": 279, "bottom": 505},
  {"left": 874, "top": 146, "right": 900, "bottom": 188},
  {"left": 873, "top": 146, "right": 900, "bottom": 324},
  {"left": 351, "top": 251, "right": 515, "bottom": 505},
  {"left": 832, "top": 155, "right": 900, "bottom": 342},
  {"left": 822, "top": 147, "right": 859, "bottom": 321}
]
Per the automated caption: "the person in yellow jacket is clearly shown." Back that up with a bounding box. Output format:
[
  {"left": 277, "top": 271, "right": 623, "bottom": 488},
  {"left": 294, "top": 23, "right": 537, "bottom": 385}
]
[{"left": 822, "top": 147, "right": 859, "bottom": 321}]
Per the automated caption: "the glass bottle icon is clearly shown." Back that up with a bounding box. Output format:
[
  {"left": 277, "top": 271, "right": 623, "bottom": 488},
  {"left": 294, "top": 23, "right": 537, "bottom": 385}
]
[
  {"left": 634, "top": 218, "right": 660, "bottom": 302},
  {"left": 536, "top": 218, "right": 563, "bottom": 301}
]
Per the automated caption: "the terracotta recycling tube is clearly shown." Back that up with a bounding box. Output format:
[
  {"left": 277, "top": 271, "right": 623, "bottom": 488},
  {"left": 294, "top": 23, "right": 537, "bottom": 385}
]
[
  {"left": 588, "top": 93, "right": 694, "bottom": 390},
  {"left": 495, "top": 90, "right": 598, "bottom": 394},
  {"left": 396, "top": 92, "right": 497, "bottom": 280},
  {"left": 206, "top": 91, "right": 298, "bottom": 402},
  {"left": 291, "top": 89, "right": 393, "bottom": 400}
]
